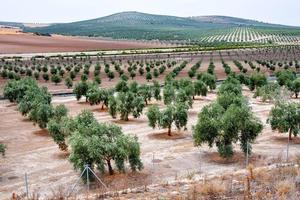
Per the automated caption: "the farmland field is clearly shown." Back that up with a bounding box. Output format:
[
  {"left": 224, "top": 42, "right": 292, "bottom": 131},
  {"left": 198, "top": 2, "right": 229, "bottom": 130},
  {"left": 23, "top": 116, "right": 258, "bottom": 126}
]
[{"left": 0, "top": 46, "right": 300, "bottom": 199}]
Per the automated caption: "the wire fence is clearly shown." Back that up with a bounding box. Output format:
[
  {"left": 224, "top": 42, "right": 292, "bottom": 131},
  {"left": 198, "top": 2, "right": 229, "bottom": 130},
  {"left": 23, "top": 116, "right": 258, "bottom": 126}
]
[{"left": 12, "top": 138, "right": 297, "bottom": 199}]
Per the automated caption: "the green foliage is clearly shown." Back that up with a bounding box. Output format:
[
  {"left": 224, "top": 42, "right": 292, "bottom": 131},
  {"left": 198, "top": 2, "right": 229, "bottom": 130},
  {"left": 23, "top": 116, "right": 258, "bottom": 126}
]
[
  {"left": 147, "top": 103, "right": 188, "bottom": 136},
  {"left": 254, "top": 82, "right": 281, "bottom": 102},
  {"left": 194, "top": 79, "right": 262, "bottom": 158},
  {"left": 73, "top": 81, "right": 89, "bottom": 101},
  {"left": 48, "top": 105, "right": 69, "bottom": 151},
  {"left": 65, "top": 77, "right": 73, "bottom": 89},
  {"left": 42, "top": 73, "right": 49, "bottom": 82},
  {"left": 163, "top": 84, "right": 175, "bottom": 105},
  {"left": 217, "top": 77, "right": 244, "bottom": 110},
  {"left": 86, "top": 85, "right": 114, "bottom": 109},
  {"left": 275, "top": 70, "right": 296, "bottom": 86},
  {"left": 146, "top": 72, "right": 152, "bottom": 82},
  {"left": 194, "top": 80, "right": 208, "bottom": 97},
  {"left": 108, "top": 91, "right": 145, "bottom": 121},
  {"left": 115, "top": 80, "right": 129, "bottom": 93},
  {"left": 138, "top": 84, "right": 152, "bottom": 105},
  {"left": 17, "top": 85, "right": 52, "bottom": 129},
  {"left": 193, "top": 102, "right": 263, "bottom": 158},
  {"left": 152, "top": 81, "right": 162, "bottom": 101},
  {"left": 249, "top": 72, "right": 267, "bottom": 91},
  {"left": 51, "top": 74, "right": 62, "bottom": 85},
  {"left": 198, "top": 72, "right": 216, "bottom": 91},
  {"left": 94, "top": 75, "right": 101, "bottom": 85},
  {"left": 69, "top": 110, "right": 143, "bottom": 175},
  {"left": 289, "top": 78, "right": 300, "bottom": 98},
  {"left": 0, "top": 143, "right": 6, "bottom": 157},
  {"left": 3, "top": 78, "right": 37, "bottom": 102},
  {"left": 267, "top": 102, "right": 300, "bottom": 140}
]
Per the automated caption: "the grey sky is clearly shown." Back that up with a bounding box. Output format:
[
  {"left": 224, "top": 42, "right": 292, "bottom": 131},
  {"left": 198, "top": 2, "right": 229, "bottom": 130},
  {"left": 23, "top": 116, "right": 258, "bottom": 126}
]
[{"left": 1, "top": 0, "right": 299, "bottom": 26}]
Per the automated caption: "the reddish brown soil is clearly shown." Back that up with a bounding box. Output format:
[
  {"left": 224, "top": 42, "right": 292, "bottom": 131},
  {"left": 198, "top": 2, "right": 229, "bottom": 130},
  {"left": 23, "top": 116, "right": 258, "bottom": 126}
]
[
  {"left": 1, "top": 89, "right": 299, "bottom": 199},
  {"left": 0, "top": 34, "right": 163, "bottom": 54}
]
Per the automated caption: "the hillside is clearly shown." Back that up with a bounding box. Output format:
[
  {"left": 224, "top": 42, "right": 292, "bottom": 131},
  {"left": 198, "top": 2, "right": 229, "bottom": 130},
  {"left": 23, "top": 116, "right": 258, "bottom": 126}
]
[
  {"left": 23, "top": 12, "right": 230, "bottom": 40},
  {"left": 190, "top": 15, "right": 288, "bottom": 28},
  {"left": 4, "top": 11, "right": 300, "bottom": 43}
]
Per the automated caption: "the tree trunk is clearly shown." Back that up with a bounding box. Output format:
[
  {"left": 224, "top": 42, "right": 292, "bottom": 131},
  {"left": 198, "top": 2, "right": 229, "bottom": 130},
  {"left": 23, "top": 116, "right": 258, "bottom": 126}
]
[
  {"left": 289, "top": 129, "right": 292, "bottom": 141},
  {"left": 125, "top": 113, "right": 129, "bottom": 121},
  {"left": 193, "top": 96, "right": 195, "bottom": 100},
  {"left": 168, "top": 126, "right": 172, "bottom": 136},
  {"left": 145, "top": 99, "right": 148, "bottom": 105},
  {"left": 101, "top": 104, "right": 104, "bottom": 110},
  {"left": 107, "top": 160, "right": 114, "bottom": 175}
]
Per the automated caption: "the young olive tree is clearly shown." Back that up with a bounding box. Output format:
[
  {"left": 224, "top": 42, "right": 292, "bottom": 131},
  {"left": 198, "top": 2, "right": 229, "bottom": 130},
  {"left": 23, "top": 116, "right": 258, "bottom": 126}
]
[
  {"left": 254, "top": 82, "right": 281, "bottom": 102},
  {"left": 193, "top": 102, "right": 263, "bottom": 158},
  {"left": 267, "top": 102, "right": 300, "bottom": 140},
  {"left": 69, "top": 110, "right": 143, "bottom": 175},
  {"left": 108, "top": 92, "right": 145, "bottom": 121},
  {"left": 147, "top": 103, "right": 188, "bottom": 136},
  {"left": 0, "top": 143, "right": 6, "bottom": 157},
  {"left": 249, "top": 72, "right": 267, "bottom": 91},
  {"left": 152, "top": 80, "right": 162, "bottom": 101},
  {"left": 47, "top": 104, "right": 70, "bottom": 151},
  {"left": 193, "top": 77, "right": 263, "bottom": 158}
]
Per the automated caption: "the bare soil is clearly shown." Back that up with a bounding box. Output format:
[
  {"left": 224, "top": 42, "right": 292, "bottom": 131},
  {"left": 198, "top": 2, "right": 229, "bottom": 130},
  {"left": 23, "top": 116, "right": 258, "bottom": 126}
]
[
  {"left": 0, "top": 33, "right": 163, "bottom": 54},
  {"left": 0, "top": 88, "right": 299, "bottom": 199}
]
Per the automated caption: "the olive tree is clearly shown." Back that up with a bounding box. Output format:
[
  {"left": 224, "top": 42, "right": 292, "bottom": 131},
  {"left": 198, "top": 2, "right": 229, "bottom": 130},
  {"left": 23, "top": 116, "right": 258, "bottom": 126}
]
[
  {"left": 108, "top": 92, "right": 145, "bottom": 121},
  {"left": 289, "top": 78, "right": 300, "bottom": 98},
  {"left": 47, "top": 105, "right": 70, "bottom": 151},
  {"left": 3, "top": 78, "right": 37, "bottom": 102},
  {"left": 275, "top": 70, "right": 296, "bottom": 86},
  {"left": 163, "top": 84, "right": 175, "bottom": 105},
  {"left": 69, "top": 110, "right": 143, "bottom": 175},
  {"left": 197, "top": 72, "right": 216, "bottom": 91},
  {"left": 138, "top": 84, "right": 152, "bottom": 105},
  {"left": 51, "top": 74, "right": 62, "bottom": 85},
  {"left": 249, "top": 72, "right": 267, "bottom": 91},
  {"left": 73, "top": 81, "right": 90, "bottom": 101},
  {"left": 0, "top": 143, "right": 6, "bottom": 157},
  {"left": 193, "top": 102, "right": 263, "bottom": 158},
  {"left": 65, "top": 77, "right": 73, "bottom": 89},
  {"left": 147, "top": 103, "right": 188, "bottom": 136},
  {"left": 152, "top": 80, "right": 161, "bottom": 101},
  {"left": 267, "top": 102, "right": 300, "bottom": 140},
  {"left": 254, "top": 82, "right": 281, "bottom": 102},
  {"left": 18, "top": 86, "right": 52, "bottom": 129},
  {"left": 194, "top": 80, "right": 208, "bottom": 98}
]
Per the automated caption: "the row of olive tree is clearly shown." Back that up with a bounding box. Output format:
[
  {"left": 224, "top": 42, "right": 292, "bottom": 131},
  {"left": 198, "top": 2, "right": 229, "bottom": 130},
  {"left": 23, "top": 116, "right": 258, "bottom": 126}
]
[{"left": 3, "top": 78, "right": 143, "bottom": 177}]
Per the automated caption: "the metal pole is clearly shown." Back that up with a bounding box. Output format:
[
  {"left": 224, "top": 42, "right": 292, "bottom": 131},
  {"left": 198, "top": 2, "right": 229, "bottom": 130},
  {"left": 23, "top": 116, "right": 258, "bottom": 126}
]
[
  {"left": 68, "top": 167, "right": 87, "bottom": 197},
  {"left": 24, "top": 173, "right": 29, "bottom": 199},
  {"left": 87, "top": 166, "right": 108, "bottom": 190},
  {"left": 246, "top": 141, "right": 249, "bottom": 168},
  {"left": 86, "top": 165, "right": 89, "bottom": 199},
  {"left": 287, "top": 135, "right": 290, "bottom": 162}
]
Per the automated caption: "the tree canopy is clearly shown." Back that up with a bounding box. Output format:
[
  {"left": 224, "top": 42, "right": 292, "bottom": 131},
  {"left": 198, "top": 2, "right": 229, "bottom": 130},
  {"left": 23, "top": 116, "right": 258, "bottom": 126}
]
[
  {"left": 193, "top": 77, "right": 263, "bottom": 158},
  {"left": 147, "top": 103, "right": 188, "bottom": 136},
  {"left": 69, "top": 110, "right": 143, "bottom": 175},
  {"left": 267, "top": 102, "right": 300, "bottom": 140}
]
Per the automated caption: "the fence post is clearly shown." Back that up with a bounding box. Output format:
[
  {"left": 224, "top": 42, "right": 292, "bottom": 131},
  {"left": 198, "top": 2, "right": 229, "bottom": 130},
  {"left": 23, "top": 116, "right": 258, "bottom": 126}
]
[
  {"left": 86, "top": 164, "right": 90, "bottom": 199},
  {"left": 287, "top": 135, "right": 290, "bottom": 163},
  {"left": 24, "top": 173, "right": 29, "bottom": 199}
]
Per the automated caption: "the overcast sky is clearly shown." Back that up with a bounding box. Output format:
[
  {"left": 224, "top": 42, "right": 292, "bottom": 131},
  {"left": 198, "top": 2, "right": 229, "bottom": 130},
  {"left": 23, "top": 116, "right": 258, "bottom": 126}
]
[{"left": 1, "top": 0, "right": 299, "bottom": 26}]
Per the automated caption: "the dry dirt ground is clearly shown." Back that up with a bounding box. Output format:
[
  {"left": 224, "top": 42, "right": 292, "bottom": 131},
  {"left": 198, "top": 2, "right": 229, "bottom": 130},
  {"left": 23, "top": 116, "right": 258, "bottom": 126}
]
[
  {"left": 0, "top": 32, "right": 163, "bottom": 54},
  {"left": 0, "top": 86, "right": 299, "bottom": 199}
]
